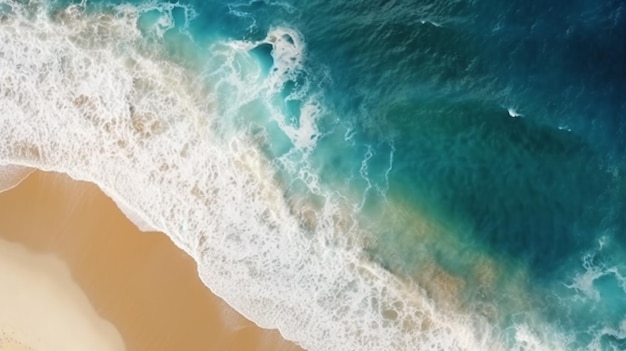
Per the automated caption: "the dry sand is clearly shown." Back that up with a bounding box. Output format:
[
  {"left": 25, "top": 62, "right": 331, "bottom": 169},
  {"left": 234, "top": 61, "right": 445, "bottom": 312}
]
[
  {"left": 0, "top": 170, "right": 305, "bottom": 351},
  {"left": 0, "top": 239, "right": 125, "bottom": 351}
]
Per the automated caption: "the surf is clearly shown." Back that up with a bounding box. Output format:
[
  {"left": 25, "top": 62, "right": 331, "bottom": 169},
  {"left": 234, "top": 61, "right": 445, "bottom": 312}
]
[{"left": 0, "top": 1, "right": 502, "bottom": 350}]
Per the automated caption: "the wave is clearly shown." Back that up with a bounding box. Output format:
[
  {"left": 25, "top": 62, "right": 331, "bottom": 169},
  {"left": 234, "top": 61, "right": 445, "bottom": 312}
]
[{"left": 0, "top": 1, "right": 574, "bottom": 350}]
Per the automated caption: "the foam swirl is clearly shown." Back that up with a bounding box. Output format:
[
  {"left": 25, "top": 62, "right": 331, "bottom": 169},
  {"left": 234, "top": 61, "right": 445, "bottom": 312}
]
[{"left": 0, "top": 1, "right": 518, "bottom": 350}]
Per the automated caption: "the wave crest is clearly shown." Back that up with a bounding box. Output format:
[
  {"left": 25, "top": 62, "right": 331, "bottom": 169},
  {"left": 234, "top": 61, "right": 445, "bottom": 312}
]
[{"left": 0, "top": 1, "right": 515, "bottom": 350}]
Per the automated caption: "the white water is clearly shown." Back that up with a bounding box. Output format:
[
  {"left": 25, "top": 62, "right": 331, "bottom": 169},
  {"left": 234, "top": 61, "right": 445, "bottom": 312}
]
[{"left": 0, "top": 1, "right": 511, "bottom": 350}]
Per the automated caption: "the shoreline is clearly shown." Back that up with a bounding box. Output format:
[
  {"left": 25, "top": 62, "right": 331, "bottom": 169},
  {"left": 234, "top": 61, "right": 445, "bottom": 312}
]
[{"left": 0, "top": 170, "right": 304, "bottom": 351}]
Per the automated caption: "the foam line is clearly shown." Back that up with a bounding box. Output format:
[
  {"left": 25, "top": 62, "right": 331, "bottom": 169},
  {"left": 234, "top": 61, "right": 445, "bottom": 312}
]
[
  {"left": 0, "top": 1, "right": 533, "bottom": 350},
  {"left": 0, "top": 164, "right": 34, "bottom": 193}
]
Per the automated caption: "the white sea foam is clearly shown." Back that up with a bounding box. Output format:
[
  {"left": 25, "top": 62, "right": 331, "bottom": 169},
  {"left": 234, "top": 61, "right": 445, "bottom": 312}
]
[
  {"left": 566, "top": 238, "right": 626, "bottom": 302},
  {"left": 567, "top": 253, "right": 607, "bottom": 301},
  {"left": 98, "top": 184, "right": 158, "bottom": 232},
  {"left": 0, "top": 1, "right": 504, "bottom": 350},
  {"left": 210, "top": 26, "right": 322, "bottom": 153},
  {"left": 587, "top": 320, "right": 626, "bottom": 351},
  {"left": 507, "top": 107, "right": 524, "bottom": 118},
  {"left": 557, "top": 125, "right": 572, "bottom": 132},
  {"left": 509, "top": 323, "right": 569, "bottom": 351}
]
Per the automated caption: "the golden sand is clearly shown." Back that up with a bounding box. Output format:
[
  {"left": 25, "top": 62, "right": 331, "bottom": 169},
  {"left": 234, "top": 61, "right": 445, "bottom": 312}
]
[
  {"left": 0, "top": 239, "right": 125, "bottom": 351},
  {"left": 0, "top": 170, "right": 305, "bottom": 351}
]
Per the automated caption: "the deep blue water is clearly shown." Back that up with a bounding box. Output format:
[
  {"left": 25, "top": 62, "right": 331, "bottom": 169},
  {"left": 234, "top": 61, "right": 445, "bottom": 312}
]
[{"left": 40, "top": 0, "right": 626, "bottom": 348}]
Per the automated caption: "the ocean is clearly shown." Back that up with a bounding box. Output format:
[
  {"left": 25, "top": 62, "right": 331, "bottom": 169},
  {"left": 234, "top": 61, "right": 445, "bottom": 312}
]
[{"left": 0, "top": 0, "right": 624, "bottom": 349}]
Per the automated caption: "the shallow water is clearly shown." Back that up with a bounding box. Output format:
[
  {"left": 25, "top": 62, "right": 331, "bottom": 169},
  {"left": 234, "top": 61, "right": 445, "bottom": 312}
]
[{"left": 1, "top": 0, "right": 624, "bottom": 349}]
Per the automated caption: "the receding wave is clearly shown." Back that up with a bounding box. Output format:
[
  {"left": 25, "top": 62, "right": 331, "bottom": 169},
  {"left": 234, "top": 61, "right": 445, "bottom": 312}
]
[{"left": 0, "top": 1, "right": 592, "bottom": 350}]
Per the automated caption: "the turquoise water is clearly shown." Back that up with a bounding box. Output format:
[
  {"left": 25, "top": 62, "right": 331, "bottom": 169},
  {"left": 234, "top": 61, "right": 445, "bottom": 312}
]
[{"left": 4, "top": 0, "right": 626, "bottom": 349}]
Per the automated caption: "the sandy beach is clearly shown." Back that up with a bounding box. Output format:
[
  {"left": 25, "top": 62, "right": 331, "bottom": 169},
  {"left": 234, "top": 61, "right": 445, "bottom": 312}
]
[{"left": 0, "top": 170, "right": 304, "bottom": 351}]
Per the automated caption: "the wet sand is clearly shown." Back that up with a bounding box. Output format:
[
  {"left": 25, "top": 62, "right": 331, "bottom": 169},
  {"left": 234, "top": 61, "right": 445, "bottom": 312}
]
[{"left": 0, "top": 170, "right": 305, "bottom": 351}]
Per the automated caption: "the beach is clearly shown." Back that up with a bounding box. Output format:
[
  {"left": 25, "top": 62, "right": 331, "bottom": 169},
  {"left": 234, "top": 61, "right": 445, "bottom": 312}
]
[
  {"left": 0, "top": 170, "right": 304, "bottom": 351},
  {"left": 1, "top": 0, "right": 623, "bottom": 349}
]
